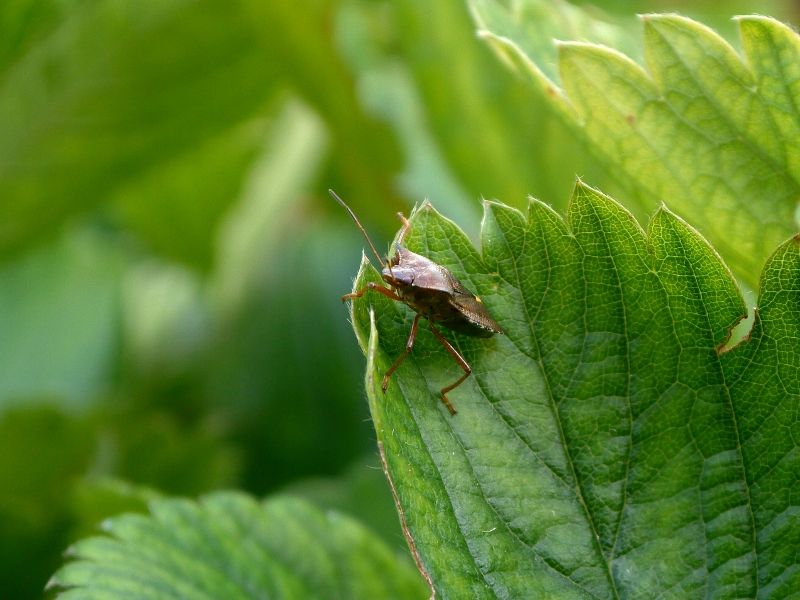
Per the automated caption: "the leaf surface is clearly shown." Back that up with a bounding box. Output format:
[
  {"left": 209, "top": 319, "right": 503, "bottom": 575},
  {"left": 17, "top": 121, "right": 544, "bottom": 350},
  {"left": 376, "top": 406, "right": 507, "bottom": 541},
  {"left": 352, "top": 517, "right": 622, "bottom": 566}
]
[
  {"left": 51, "top": 493, "right": 427, "bottom": 599},
  {"left": 0, "top": 0, "right": 398, "bottom": 263},
  {"left": 348, "top": 182, "right": 799, "bottom": 598},
  {"left": 470, "top": 3, "right": 800, "bottom": 286}
]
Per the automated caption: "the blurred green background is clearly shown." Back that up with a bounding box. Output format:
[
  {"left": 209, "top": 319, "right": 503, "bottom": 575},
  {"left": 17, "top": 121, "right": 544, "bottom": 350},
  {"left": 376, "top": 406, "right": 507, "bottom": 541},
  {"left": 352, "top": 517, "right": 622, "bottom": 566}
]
[{"left": 1, "top": 1, "right": 796, "bottom": 597}]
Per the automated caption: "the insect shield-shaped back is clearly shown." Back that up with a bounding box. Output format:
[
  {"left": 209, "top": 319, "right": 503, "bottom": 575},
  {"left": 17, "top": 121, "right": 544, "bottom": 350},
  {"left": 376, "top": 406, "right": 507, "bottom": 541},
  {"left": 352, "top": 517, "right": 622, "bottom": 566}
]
[
  {"left": 382, "top": 245, "right": 503, "bottom": 338},
  {"left": 330, "top": 190, "right": 503, "bottom": 415}
]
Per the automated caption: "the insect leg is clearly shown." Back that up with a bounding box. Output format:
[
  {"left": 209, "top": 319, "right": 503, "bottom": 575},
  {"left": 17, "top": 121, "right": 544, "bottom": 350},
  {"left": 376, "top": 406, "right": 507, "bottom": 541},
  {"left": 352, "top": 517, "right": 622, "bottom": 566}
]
[
  {"left": 428, "top": 322, "right": 470, "bottom": 416},
  {"left": 396, "top": 213, "right": 412, "bottom": 244},
  {"left": 381, "top": 313, "right": 421, "bottom": 393},
  {"left": 341, "top": 282, "right": 402, "bottom": 303}
]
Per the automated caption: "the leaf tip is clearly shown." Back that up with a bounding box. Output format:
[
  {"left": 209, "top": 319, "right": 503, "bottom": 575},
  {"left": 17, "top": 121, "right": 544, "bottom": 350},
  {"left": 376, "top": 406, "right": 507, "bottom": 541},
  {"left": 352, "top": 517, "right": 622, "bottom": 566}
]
[
  {"left": 651, "top": 202, "right": 674, "bottom": 222},
  {"left": 481, "top": 198, "right": 504, "bottom": 214},
  {"left": 641, "top": 12, "right": 697, "bottom": 27},
  {"left": 733, "top": 13, "right": 786, "bottom": 25},
  {"left": 571, "top": 177, "right": 603, "bottom": 200},
  {"left": 413, "top": 199, "right": 442, "bottom": 222},
  {"left": 359, "top": 249, "right": 372, "bottom": 269},
  {"left": 643, "top": 12, "right": 736, "bottom": 59},
  {"left": 44, "top": 574, "right": 62, "bottom": 592},
  {"left": 527, "top": 195, "right": 560, "bottom": 218}
]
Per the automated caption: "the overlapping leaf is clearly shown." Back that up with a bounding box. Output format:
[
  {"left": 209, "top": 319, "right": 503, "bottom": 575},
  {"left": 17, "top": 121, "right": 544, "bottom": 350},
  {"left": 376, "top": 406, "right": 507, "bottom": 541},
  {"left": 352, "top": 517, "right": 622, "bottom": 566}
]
[
  {"left": 51, "top": 493, "right": 427, "bottom": 599},
  {"left": 349, "top": 182, "right": 799, "bottom": 598},
  {"left": 470, "top": 2, "right": 800, "bottom": 287}
]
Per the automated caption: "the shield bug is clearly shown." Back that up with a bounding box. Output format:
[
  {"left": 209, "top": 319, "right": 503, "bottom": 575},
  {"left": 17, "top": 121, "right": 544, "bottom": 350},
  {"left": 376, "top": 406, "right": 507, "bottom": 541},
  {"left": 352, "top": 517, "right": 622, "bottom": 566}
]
[{"left": 331, "top": 190, "right": 503, "bottom": 415}]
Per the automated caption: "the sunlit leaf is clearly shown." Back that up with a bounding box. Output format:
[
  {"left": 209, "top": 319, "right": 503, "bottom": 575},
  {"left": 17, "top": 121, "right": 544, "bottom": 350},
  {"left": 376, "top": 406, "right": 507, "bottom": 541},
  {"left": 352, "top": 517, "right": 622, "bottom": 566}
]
[{"left": 471, "top": 3, "right": 800, "bottom": 286}]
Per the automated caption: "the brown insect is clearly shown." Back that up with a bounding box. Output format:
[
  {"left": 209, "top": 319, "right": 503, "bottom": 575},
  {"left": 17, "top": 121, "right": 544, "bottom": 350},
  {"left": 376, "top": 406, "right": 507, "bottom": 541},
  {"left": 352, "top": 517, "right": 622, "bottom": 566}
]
[{"left": 331, "top": 190, "right": 503, "bottom": 415}]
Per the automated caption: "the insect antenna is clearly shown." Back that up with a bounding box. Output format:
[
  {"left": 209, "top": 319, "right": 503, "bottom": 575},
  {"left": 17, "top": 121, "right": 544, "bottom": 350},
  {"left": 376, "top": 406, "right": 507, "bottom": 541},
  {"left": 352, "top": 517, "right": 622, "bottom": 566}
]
[{"left": 329, "top": 189, "right": 394, "bottom": 277}]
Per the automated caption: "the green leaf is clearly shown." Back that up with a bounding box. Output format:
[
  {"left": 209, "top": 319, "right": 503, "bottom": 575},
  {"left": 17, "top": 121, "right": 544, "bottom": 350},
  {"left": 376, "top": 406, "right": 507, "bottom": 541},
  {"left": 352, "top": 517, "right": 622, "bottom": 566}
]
[
  {"left": 392, "top": 0, "right": 566, "bottom": 208},
  {"left": 281, "top": 455, "right": 409, "bottom": 552},
  {"left": 0, "top": 405, "right": 96, "bottom": 599},
  {"left": 51, "top": 493, "right": 428, "bottom": 599},
  {"left": 719, "top": 234, "right": 800, "bottom": 599},
  {"left": 0, "top": 0, "right": 276, "bottom": 258},
  {"left": 111, "top": 118, "right": 269, "bottom": 271},
  {"left": 337, "top": 0, "right": 596, "bottom": 219},
  {"left": 0, "top": 230, "right": 126, "bottom": 410},
  {"left": 348, "top": 182, "right": 798, "bottom": 598},
  {"left": 244, "top": 0, "right": 403, "bottom": 226},
  {"left": 470, "top": 4, "right": 800, "bottom": 287}
]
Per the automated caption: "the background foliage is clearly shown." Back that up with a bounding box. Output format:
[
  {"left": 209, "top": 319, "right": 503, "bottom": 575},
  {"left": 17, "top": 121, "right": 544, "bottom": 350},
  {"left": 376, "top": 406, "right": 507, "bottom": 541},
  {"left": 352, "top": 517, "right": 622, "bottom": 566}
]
[{"left": 0, "top": 0, "right": 797, "bottom": 598}]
